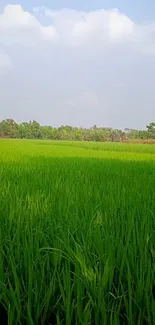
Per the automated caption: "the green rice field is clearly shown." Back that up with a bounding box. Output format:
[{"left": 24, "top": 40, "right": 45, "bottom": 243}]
[{"left": 0, "top": 139, "right": 155, "bottom": 325}]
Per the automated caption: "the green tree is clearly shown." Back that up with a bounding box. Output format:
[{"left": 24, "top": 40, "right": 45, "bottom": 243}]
[
  {"left": 1, "top": 118, "right": 155, "bottom": 142},
  {"left": 30, "top": 120, "right": 43, "bottom": 139},
  {"left": 0, "top": 119, "right": 19, "bottom": 138},
  {"left": 146, "top": 122, "right": 155, "bottom": 139}
]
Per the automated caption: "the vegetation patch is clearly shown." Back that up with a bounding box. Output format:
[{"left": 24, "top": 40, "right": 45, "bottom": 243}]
[{"left": 0, "top": 139, "right": 155, "bottom": 325}]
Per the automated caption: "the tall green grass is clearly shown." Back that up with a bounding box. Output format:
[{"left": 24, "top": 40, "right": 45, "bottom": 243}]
[{"left": 0, "top": 139, "right": 155, "bottom": 324}]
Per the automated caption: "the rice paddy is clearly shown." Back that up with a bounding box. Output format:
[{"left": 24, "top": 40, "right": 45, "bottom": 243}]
[{"left": 0, "top": 139, "right": 155, "bottom": 325}]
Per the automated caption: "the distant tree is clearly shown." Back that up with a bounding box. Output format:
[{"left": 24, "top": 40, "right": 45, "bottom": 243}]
[
  {"left": 73, "top": 128, "right": 84, "bottom": 141},
  {"left": 147, "top": 122, "right": 155, "bottom": 131},
  {"left": 146, "top": 122, "right": 155, "bottom": 139},
  {"left": 18, "top": 120, "right": 43, "bottom": 139},
  {"left": 1, "top": 118, "right": 155, "bottom": 142},
  {"left": 30, "top": 120, "right": 43, "bottom": 139},
  {"left": 0, "top": 119, "right": 19, "bottom": 138},
  {"left": 110, "top": 129, "right": 122, "bottom": 142}
]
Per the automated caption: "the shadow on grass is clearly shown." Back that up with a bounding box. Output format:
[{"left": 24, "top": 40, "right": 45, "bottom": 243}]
[{"left": 0, "top": 304, "right": 8, "bottom": 325}]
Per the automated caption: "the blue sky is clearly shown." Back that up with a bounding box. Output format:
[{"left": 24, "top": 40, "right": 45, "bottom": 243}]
[
  {"left": 1, "top": 0, "right": 155, "bottom": 21},
  {"left": 0, "top": 1, "right": 155, "bottom": 129}
]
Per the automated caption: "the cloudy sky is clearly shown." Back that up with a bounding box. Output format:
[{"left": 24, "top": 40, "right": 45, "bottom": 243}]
[{"left": 0, "top": 1, "right": 155, "bottom": 129}]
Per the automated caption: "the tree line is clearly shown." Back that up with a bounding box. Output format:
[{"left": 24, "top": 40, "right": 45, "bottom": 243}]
[{"left": 0, "top": 119, "right": 155, "bottom": 142}]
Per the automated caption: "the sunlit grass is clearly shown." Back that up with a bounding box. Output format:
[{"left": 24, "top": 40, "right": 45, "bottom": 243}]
[
  {"left": 0, "top": 139, "right": 155, "bottom": 324},
  {"left": 1, "top": 139, "right": 155, "bottom": 162}
]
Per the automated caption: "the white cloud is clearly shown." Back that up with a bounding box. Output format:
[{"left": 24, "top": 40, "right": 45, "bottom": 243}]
[
  {"left": 0, "top": 4, "right": 154, "bottom": 52},
  {"left": 0, "top": 5, "right": 58, "bottom": 45},
  {"left": 34, "top": 6, "right": 155, "bottom": 52},
  {"left": 0, "top": 4, "right": 155, "bottom": 128},
  {"left": 0, "top": 4, "right": 38, "bottom": 29},
  {"left": 34, "top": 7, "right": 135, "bottom": 46}
]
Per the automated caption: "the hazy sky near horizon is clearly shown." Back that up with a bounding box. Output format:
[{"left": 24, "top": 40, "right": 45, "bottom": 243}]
[{"left": 0, "top": 2, "right": 155, "bottom": 129}]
